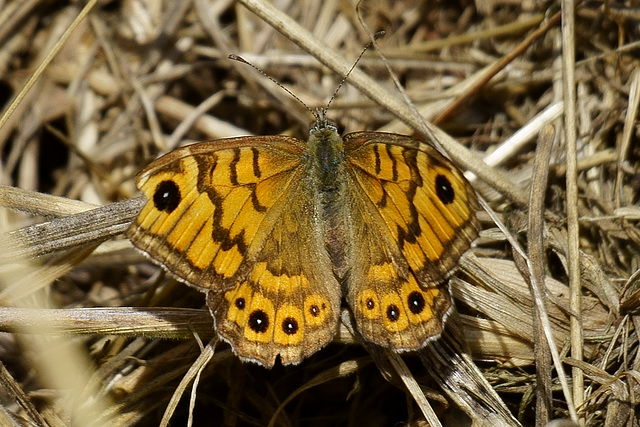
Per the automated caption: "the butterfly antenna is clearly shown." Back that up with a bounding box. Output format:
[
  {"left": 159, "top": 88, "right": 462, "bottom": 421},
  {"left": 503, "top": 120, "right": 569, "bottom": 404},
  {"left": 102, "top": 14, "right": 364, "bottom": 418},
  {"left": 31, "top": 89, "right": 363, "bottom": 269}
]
[
  {"left": 321, "top": 30, "right": 386, "bottom": 118},
  {"left": 230, "top": 32, "right": 384, "bottom": 126},
  {"left": 228, "top": 54, "right": 317, "bottom": 119}
]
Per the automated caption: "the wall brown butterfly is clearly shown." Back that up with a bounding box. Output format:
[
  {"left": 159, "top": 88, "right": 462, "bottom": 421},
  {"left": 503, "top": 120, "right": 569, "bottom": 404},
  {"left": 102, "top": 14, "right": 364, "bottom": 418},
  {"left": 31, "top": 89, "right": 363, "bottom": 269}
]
[{"left": 126, "top": 109, "right": 479, "bottom": 367}]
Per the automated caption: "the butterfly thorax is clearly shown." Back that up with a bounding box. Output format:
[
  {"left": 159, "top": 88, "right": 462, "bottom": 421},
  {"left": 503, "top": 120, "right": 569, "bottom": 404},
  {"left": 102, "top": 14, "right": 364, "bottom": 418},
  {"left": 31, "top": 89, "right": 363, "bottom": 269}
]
[
  {"left": 308, "top": 123, "right": 345, "bottom": 191},
  {"left": 307, "top": 122, "right": 352, "bottom": 282}
]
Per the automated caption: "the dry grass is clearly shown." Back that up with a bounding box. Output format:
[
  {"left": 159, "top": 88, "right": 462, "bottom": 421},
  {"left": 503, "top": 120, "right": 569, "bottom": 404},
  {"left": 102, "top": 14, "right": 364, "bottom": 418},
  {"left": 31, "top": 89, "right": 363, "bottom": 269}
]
[{"left": 0, "top": 0, "right": 639, "bottom": 426}]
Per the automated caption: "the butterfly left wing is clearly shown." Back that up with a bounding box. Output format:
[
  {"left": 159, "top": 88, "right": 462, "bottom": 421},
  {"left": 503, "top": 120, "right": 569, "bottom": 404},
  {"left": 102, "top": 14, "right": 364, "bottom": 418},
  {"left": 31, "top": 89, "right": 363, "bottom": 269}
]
[
  {"left": 127, "top": 137, "right": 341, "bottom": 367},
  {"left": 205, "top": 161, "right": 342, "bottom": 367},
  {"left": 342, "top": 132, "right": 479, "bottom": 350}
]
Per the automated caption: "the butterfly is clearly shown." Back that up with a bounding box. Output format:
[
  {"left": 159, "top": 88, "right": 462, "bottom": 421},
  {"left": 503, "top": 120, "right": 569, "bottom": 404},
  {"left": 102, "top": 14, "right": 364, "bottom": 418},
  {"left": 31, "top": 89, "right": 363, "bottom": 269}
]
[{"left": 126, "top": 111, "right": 479, "bottom": 368}]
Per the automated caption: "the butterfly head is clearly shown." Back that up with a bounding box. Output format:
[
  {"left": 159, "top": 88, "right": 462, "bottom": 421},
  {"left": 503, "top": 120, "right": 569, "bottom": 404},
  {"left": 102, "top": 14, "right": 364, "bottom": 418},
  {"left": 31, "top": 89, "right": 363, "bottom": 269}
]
[
  {"left": 308, "top": 108, "right": 343, "bottom": 155},
  {"left": 310, "top": 108, "right": 338, "bottom": 134},
  {"left": 309, "top": 108, "right": 343, "bottom": 158}
]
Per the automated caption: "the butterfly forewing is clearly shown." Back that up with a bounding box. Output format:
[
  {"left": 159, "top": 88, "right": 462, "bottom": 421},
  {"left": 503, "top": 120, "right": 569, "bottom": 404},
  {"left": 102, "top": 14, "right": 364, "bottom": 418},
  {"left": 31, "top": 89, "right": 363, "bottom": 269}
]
[
  {"left": 128, "top": 137, "right": 302, "bottom": 285},
  {"left": 345, "top": 132, "right": 479, "bottom": 282}
]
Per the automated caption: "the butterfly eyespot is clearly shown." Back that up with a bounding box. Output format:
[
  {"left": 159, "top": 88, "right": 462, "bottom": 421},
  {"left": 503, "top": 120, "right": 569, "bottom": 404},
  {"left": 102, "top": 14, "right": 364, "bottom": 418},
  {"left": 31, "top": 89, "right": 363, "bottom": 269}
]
[
  {"left": 248, "top": 310, "right": 269, "bottom": 333},
  {"left": 308, "top": 304, "right": 320, "bottom": 317},
  {"left": 366, "top": 298, "right": 375, "bottom": 310},
  {"left": 435, "top": 174, "right": 455, "bottom": 204},
  {"left": 386, "top": 304, "right": 401, "bottom": 322},
  {"left": 407, "top": 291, "right": 426, "bottom": 315},
  {"left": 303, "top": 295, "right": 331, "bottom": 327},
  {"left": 282, "top": 317, "right": 299, "bottom": 335},
  {"left": 235, "top": 297, "right": 246, "bottom": 310},
  {"left": 153, "top": 180, "right": 181, "bottom": 213}
]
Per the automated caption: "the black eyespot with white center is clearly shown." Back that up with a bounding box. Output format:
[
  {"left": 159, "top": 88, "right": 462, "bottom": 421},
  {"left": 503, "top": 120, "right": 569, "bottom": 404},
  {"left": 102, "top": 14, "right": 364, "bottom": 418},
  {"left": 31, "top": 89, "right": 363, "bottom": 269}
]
[
  {"left": 282, "top": 317, "right": 299, "bottom": 335},
  {"left": 408, "top": 291, "right": 425, "bottom": 314},
  {"left": 235, "top": 298, "right": 245, "bottom": 310},
  {"left": 386, "top": 304, "right": 400, "bottom": 322},
  {"left": 366, "top": 298, "right": 375, "bottom": 310},
  {"left": 248, "top": 310, "right": 269, "bottom": 333},
  {"left": 435, "top": 174, "right": 455, "bottom": 205},
  {"left": 153, "top": 180, "right": 181, "bottom": 213},
  {"left": 309, "top": 304, "right": 320, "bottom": 317}
]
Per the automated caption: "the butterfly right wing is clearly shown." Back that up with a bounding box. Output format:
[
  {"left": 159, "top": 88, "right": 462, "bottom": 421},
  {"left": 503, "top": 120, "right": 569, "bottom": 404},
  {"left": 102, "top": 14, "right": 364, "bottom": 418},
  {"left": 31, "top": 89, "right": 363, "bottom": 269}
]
[
  {"left": 127, "top": 137, "right": 341, "bottom": 367},
  {"left": 342, "top": 132, "right": 479, "bottom": 351}
]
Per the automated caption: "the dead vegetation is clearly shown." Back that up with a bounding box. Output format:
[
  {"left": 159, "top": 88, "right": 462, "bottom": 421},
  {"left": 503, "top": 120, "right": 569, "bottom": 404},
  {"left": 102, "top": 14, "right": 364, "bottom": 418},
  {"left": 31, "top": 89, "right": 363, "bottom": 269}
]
[{"left": 0, "top": 0, "right": 639, "bottom": 426}]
